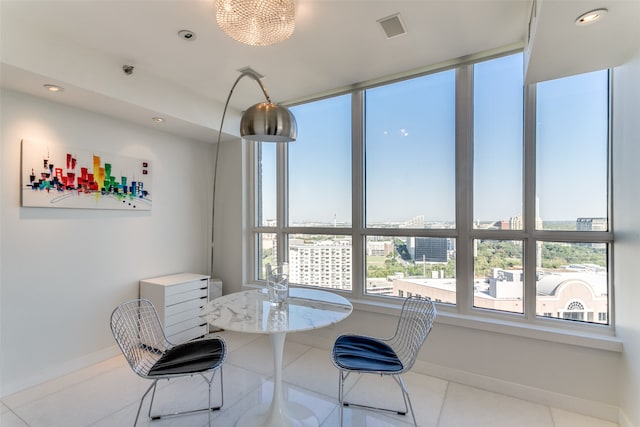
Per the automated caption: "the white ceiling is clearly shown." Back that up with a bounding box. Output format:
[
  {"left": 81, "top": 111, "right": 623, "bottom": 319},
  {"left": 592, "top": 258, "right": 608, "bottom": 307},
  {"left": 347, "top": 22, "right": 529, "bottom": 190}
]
[{"left": 1, "top": 0, "right": 638, "bottom": 143}]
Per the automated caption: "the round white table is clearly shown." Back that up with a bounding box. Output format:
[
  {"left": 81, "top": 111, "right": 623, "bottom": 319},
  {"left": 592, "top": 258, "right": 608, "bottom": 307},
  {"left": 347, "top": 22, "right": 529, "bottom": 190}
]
[{"left": 200, "top": 287, "right": 353, "bottom": 427}]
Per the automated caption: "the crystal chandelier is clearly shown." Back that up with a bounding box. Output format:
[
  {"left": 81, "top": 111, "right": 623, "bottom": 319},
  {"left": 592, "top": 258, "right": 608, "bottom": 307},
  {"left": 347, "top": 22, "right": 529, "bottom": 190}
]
[{"left": 216, "top": 0, "right": 295, "bottom": 46}]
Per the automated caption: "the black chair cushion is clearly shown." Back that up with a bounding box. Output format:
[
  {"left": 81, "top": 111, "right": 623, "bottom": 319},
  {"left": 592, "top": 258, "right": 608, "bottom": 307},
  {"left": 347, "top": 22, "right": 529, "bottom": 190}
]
[
  {"left": 148, "top": 338, "right": 225, "bottom": 376},
  {"left": 333, "top": 335, "right": 403, "bottom": 373}
]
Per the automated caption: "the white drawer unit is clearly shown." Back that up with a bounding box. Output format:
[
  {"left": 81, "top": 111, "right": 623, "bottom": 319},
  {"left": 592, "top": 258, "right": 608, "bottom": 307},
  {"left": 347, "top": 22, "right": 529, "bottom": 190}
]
[{"left": 139, "top": 273, "right": 210, "bottom": 344}]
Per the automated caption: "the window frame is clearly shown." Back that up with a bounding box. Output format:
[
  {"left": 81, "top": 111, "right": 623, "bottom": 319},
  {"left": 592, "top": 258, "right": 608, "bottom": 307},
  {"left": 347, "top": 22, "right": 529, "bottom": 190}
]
[{"left": 246, "top": 50, "right": 615, "bottom": 339}]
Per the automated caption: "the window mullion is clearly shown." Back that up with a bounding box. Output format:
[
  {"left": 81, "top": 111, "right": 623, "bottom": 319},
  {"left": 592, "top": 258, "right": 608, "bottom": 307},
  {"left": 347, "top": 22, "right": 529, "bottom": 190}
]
[
  {"left": 278, "top": 142, "right": 288, "bottom": 265},
  {"left": 247, "top": 141, "right": 258, "bottom": 282},
  {"left": 456, "top": 65, "right": 474, "bottom": 315},
  {"left": 352, "top": 90, "right": 365, "bottom": 299},
  {"left": 523, "top": 83, "right": 537, "bottom": 321}
]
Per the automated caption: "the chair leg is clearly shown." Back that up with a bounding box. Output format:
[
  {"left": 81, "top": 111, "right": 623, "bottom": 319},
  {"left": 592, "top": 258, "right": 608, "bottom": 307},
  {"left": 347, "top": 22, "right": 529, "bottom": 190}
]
[
  {"left": 338, "top": 369, "right": 345, "bottom": 426},
  {"left": 147, "top": 380, "right": 160, "bottom": 420},
  {"left": 340, "top": 373, "right": 415, "bottom": 425},
  {"left": 219, "top": 366, "right": 224, "bottom": 409},
  {"left": 135, "top": 381, "right": 157, "bottom": 427},
  {"left": 207, "top": 373, "right": 212, "bottom": 427},
  {"left": 394, "top": 374, "right": 417, "bottom": 426},
  {"left": 144, "top": 369, "right": 224, "bottom": 423},
  {"left": 206, "top": 367, "right": 224, "bottom": 427}
]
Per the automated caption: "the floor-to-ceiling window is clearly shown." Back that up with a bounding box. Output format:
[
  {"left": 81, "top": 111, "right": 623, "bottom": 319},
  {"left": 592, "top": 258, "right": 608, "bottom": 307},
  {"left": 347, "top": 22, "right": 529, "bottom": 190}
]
[
  {"left": 364, "top": 70, "right": 457, "bottom": 302},
  {"left": 251, "top": 51, "right": 612, "bottom": 329},
  {"left": 533, "top": 69, "right": 610, "bottom": 324}
]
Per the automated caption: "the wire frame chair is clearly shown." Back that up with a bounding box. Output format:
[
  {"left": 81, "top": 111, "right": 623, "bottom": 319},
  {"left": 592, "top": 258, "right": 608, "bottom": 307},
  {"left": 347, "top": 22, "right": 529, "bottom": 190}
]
[
  {"left": 110, "top": 299, "right": 226, "bottom": 426},
  {"left": 331, "top": 296, "right": 437, "bottom": 426}
]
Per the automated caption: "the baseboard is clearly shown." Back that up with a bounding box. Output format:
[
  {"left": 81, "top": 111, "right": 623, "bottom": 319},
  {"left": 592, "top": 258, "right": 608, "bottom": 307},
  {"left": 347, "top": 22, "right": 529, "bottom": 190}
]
[{"left": 0, "top": 345, "right": 121, "bottom": 398}]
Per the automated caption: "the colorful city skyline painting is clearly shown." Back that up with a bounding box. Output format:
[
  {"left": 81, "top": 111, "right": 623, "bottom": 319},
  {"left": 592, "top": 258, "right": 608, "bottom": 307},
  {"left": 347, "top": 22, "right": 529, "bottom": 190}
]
[{"left": 21, "top": 139, "right": 152, "bottom": 210}]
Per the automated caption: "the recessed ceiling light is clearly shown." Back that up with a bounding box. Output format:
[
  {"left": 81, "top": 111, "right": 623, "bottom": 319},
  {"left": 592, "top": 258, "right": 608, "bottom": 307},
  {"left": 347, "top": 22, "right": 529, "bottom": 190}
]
[
  {"left": 178, "top": 30, "right": 196, "bottom": 41},
  {"left": 44, "top": 84, "right": 63, "bottom": 92},
  {"left": 575, "top": 8, "right": 608, "bottom": 26},
  {"left": 152, "top": 117, "right": 165, "bottom": 123}
]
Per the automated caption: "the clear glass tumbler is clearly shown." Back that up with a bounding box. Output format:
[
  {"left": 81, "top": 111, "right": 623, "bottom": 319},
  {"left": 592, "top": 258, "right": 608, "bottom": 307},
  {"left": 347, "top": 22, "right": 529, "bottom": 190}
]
[{"left": 268, "top": 263, "right": 289, "bottom": 306}]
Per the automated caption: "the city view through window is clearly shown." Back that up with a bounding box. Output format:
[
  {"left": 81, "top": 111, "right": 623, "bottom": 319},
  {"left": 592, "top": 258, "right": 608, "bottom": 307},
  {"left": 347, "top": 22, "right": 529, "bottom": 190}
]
[
  {"left": 259, "top": 219, "right": 608, "bottom": 324},
  {"left": 254, "top": 53, "right": 611, "bottom": 326}
]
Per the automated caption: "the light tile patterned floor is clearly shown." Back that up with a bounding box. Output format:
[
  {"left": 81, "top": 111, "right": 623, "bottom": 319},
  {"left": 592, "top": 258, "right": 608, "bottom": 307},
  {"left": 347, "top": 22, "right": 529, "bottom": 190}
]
[{"left": 1, "top": 331, "right": 619, "bottom": 427}]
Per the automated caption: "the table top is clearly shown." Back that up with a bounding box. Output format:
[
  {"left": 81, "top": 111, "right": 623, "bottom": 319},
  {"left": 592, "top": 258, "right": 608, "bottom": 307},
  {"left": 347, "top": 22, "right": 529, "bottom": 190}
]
[{"left": 200, "top": 288, "right": 353, "bottom": 334}]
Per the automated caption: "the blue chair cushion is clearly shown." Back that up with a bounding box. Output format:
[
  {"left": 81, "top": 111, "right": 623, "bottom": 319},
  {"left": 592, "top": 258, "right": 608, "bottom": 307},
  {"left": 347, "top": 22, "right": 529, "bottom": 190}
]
[
  {"left": 333, "top": 335, "right": 403, "bottom": 373},
  {"left": 149, "top": 338, "right": 225, "bottom": 376}
]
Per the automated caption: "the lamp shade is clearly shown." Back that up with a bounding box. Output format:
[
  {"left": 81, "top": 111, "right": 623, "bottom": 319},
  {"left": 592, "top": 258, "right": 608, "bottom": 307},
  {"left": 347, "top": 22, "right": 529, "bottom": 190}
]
[{"left": 240, "top": 102, "right": 297, "bottom": 142}]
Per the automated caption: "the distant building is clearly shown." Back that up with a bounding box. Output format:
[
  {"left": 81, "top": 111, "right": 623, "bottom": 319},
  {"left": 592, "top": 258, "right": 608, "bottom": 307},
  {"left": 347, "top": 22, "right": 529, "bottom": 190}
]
[
  {"left": 407, "top": 237, "right": 448, "bottom": 263},
  {"left": 510, "top": 215, "right": 522, "bottom": 230},
  {"left": 401, "top": 215, "right": 425, "bottom": 228},
  {"left": 487, "top": 268, "right": 523, "bottom": 299},
  {"left": 392, "top": 267, "right": 608, "bottom": 324},
  {"left": 520, "top": 215, "right": 543, "bottom": 230},
  {"left": 366, "top": 278, "right": 393, "bottom": 295},
  {"left": 289, "top": 238, "right": 351, "bottom": 290},
  {"left": 367, "top": 240, "right": 395, "bottom": 257},
  {"left": 576, "top": 217, "right": 608, "bottom": 231},
  {"left": 536, "top": 269, "right": 608, "bottom": 322},
  {"left": 394, "top": 277, "right": 456, "bottom": 304},
  {"left": 496, "top": 220, "right": 510, "bottom": 230},
  {"left": 481, "top": 215, "right": 542, "bottom": 230}
]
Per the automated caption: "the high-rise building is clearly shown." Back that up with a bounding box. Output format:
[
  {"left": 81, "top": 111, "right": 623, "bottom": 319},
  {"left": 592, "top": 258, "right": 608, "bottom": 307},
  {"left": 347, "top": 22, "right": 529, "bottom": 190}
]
[
  {"left": 289, "top": 239, "right": 352, "bottom": 290},
  {"left": 576, "top": 217, "right": 608, "bottom": 231},
  {"left": 407, "top": 237, "right": 448, "bottom": 263},
  {"left": 509, "top": 215, "right": 523, "bottom": 230}
]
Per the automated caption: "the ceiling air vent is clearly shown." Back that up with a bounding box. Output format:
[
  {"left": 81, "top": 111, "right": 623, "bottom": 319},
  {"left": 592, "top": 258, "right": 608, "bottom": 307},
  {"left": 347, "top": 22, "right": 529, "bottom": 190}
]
[{"left": 377, "top": 13, "right": 407, "bottom": 39}]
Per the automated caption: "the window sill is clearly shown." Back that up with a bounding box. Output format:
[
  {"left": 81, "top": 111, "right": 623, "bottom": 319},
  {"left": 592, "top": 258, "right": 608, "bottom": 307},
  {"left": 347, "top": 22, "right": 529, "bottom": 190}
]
[
  {"left": 242, "top": 284, "right": 622, "bottom": 353},
  {"left": 349, "top": 297, "right": 623, "bottom": 353}
]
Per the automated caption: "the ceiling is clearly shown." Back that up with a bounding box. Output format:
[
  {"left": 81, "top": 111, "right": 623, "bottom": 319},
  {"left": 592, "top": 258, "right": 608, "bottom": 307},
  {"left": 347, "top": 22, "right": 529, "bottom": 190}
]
[{"left": 1, "top": 0, "right": 639, "bottom": 143}]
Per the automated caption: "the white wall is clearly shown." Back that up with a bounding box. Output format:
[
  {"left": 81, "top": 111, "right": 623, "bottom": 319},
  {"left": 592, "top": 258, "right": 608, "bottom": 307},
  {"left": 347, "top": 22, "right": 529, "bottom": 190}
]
[
  {"left": 612, "top": 49, "right": 640, "bottom": 427},
  {"left": 0, "top": 90, "right": 215, "bottom": 396},
  {"left": 211, "top": 137, "right": 246, "bottom": 294}
]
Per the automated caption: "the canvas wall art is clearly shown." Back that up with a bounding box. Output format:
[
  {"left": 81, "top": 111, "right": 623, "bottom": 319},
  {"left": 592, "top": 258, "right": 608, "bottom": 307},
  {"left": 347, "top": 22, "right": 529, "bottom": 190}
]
[{"left": 21, "top": 139, "right": 152, "bottom": 210}]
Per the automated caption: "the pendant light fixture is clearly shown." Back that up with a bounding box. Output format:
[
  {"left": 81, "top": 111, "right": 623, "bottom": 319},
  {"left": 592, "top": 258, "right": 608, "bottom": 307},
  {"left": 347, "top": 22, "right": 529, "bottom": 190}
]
[{"left": 215, "top": 0, "right": 295, "bottom": 46}]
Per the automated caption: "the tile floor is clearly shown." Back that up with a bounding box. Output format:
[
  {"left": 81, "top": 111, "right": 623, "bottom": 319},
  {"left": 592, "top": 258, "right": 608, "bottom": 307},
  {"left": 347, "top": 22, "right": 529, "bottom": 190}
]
[{"left": 1, "top": 331, "right": 619, "bottom": 427}]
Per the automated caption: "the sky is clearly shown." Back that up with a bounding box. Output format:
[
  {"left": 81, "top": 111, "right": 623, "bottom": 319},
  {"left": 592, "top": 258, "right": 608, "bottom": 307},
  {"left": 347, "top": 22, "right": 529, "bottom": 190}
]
[
  {"left": 259, "top": 53, "right": 609, "bottom": 226},
  {"left": 474, "top": 54, "right": 523, "bottom": 223},
  {"left": 535, "top": 69, "right": 609, "bottom": 221}
]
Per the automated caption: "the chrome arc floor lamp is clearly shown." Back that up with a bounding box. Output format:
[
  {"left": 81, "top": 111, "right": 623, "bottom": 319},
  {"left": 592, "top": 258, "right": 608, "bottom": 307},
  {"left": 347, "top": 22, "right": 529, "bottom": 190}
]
[{"left": 210, "top": 69, "right": 297, "bottom": 278}]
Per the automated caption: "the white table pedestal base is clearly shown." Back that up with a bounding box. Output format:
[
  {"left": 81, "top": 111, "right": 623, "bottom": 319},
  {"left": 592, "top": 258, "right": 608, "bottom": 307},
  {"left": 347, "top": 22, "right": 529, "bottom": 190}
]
[
  {"left": 235, "top": 331, "right": 319, "bottom": 427},
  {"left": 235, "top": 401, "right": 319, "bottom": 427}
]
